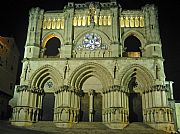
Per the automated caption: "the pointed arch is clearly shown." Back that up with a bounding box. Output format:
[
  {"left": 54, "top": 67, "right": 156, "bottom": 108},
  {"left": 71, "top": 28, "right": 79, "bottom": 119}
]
[
  {"left": 119, "top": 64, "right": 154, "bottom": 92},
  {"left": 44, "top": 37, "right": 61, "bottom": 56},
  {"left": 68, "top": 62, "right": 113, "bottom": 91},
  {"left": 124, "top": 35, "right": 141, "bottom": 52},
  {"left": 121, "top": 30, "right": 146, "bottom": 49},
  {"left": 41, "top": 31, "right": 64, "bottom": 48},
  {"left": 29, "top": 65, "right": 63, "bottom": 90}
]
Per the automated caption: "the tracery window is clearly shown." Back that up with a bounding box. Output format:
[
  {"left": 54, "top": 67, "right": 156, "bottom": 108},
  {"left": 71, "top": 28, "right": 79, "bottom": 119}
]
[
  {"left": 76, "top": 33, "right": 102, "bottom": 50},
  {"left": 83, "top": 33, "right": 101, "bottom": 50}
]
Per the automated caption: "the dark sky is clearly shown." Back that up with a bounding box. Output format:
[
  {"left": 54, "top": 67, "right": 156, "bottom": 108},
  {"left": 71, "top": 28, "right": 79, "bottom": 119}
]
[{"left": 0, "top": 0, "right": 180, "bottom": 100}]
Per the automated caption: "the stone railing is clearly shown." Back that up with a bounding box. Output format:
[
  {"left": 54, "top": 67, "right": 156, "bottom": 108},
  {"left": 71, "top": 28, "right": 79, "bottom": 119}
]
[{"left": 73, "top": 49, "right": 112, "bottom": 58}]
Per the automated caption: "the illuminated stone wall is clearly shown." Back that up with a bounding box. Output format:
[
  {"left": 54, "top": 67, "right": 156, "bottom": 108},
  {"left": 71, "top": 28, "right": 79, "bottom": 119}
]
[
  {"left": 175, "top": 103, "right": 180, "bottom": 130},
  {"left": 10, "top": 1, "right": 177, "bottom": 133}
]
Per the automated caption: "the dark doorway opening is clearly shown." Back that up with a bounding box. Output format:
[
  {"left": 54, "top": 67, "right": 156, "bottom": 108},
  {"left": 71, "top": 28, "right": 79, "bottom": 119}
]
[
  {"left": 80, "top": 93, "right": 89, "bottom": 122},
  {"left": 44, "top": 37, "right": 60, "bottom": 57},
  {"left": 129, "top": 93, "right": 143, "bottom": 122},
  {"left": 94, "top": 93, "right": 102, "bottom": 122},
  {"left": 79, "top": 92, "right": 102, "bottom": 122},
  {"left": 123, "top": 35, "right": 142, "bottom": 57},
  {"left": 42, "top": 93, "right": 55, "bottom": 121},
  {"left": 124, "top": 35, "right": 141, "bottom": 52}
]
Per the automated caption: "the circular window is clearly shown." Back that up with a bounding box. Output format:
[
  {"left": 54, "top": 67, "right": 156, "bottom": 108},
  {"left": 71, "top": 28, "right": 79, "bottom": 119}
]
[
  {"left": 46, "top": 81, "right": 53, "bottom": 88},
  {"left": 76, "top": 33, "right": 102, "bottom": 50},
  {"left": 83, "top": 33, "right": 101, "bottom": 50}
]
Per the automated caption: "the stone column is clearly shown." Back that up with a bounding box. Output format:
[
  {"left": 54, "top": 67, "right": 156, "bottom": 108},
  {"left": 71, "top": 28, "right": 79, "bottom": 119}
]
[
  {"left": 168, "top": 111, "right": 172, "bottom": 122},
  {"left": 89, "top": 89, "right": 95, "bottom": 122},
  {"left": 162, "top": 90, "right": 167, "bottom": 107},
  {"left": 110, "top": 3, "right": 119, "bottom": 57},
  {"left": 102, "top": 93, "right": 105, "bottom": 122},
  {"left": 58, "top": 48, "right": 61, "bottom": 58},
  {"left": 148, "top": 92, "right": 152, "bottom": 108}
]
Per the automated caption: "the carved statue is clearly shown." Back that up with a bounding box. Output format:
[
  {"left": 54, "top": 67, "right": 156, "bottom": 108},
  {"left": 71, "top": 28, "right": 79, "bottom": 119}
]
[
  {"left": 64, "top": 60, "right": 70, "bottom": 79},
  {"left": 89, "top": 2, "right": 96, "bottom": 23}
]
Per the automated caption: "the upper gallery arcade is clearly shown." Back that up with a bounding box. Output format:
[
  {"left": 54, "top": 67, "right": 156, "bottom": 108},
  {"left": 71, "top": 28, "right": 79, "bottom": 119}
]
[{"left": 24, "top": 1, "right": 162, "bottom": 59}]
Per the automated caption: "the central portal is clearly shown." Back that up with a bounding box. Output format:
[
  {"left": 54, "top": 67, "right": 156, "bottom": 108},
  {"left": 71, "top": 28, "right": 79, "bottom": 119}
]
[
  {"left": 80, "top": 91, "right": 102, "bottom": 122},
  {"left": 80, "top": 76, "right": 102, "bottom": 122}
]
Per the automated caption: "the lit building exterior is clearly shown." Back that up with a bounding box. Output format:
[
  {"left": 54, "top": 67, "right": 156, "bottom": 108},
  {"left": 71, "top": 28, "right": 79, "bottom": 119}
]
[
  {"left": 10, "top": 1, "right": 177, "bottom": 133},
  {"left": 0, "top": 36, "right": 19, "bottom": 119}
]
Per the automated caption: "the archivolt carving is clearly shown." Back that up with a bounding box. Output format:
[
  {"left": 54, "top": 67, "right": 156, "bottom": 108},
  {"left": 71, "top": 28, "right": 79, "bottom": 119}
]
[
  {"left": 119, "top": 64, "right": 154, "bottom": 92},
  {"left": 68, "top": 62, "right": 113, "bottom": 91},
  {"left": 41, "top": 31, "right": 64, "bottom": 48},
  {"left": 29, "top": 65, "right": 63, "bottom": 89}
]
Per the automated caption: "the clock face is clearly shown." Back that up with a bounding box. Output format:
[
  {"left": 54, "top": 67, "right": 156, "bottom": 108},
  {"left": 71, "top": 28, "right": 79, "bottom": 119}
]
[{"left": 82, "top": 33, "right": 101, "bottom": 50}]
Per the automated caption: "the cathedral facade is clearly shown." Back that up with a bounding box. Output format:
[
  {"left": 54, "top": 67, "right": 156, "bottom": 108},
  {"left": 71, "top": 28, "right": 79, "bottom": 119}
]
[{"left": 10, "top": 1, "right": 176, "bottom": 133}]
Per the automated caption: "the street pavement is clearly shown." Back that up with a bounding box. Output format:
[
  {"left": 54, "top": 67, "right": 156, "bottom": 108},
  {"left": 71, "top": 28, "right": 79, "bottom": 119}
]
[
  {"left": 0, "top": 120, "right": 173, "bottom": 134},
  {"left": 0, "top": 121, "right": 50, "bottom": 134}
]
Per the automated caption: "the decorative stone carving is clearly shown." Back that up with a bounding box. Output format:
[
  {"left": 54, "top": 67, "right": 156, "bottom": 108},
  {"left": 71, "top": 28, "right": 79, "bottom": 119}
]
[{"left": 16, "top": 85, "right": 29, "bottom": 92}]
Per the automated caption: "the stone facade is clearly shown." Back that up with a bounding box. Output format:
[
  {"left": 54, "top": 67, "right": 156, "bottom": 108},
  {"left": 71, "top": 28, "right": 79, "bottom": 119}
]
[
  {"left": 175, "top": 103, "right": 180, "bottom": 131},
  {"left": 0, "top": 36, "right": 19, "bottom": 119},
  {"left": 10, "top": 1, "right": 176, "bottom": 133}
]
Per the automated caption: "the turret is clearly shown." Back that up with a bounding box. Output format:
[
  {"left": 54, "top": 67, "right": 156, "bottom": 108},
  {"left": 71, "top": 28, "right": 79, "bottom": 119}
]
[
  {"left": 24, "top": 7, "right": 44, "bottom": 58},
  {"left": 143, "top": 4, "right": 162, "bottom": 58}
]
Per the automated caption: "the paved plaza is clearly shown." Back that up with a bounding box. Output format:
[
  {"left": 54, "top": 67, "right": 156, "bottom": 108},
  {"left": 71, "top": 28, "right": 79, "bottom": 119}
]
[{"left": 0, "top": 121, "right": 171, "bottom": 134}]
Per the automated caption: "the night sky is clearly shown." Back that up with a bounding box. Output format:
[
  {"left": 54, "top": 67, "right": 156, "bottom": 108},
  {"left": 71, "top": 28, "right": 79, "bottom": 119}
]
[{"left": 0, "top": 0, "right": 180, "bottom": 100}]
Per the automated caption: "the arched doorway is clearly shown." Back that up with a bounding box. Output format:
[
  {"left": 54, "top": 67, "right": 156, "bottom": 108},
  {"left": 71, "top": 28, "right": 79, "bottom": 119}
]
[
  {"left": 30, "top": 65, "right": 63, "bottom": 122},
  {"left": 44, "top": 37, "right": 61, "bottom": 57},
  {"left": 80, "top": 76, "right": 103, "bottom": 122},
  {"left": 124, "top": 35, "right": 142, "bottom": 57},
  {"left": 69, "top": 63, "right": 113, "bottom": 123},
  {"left": 121, "top": 65, "right": 154, "bottom": 123}
]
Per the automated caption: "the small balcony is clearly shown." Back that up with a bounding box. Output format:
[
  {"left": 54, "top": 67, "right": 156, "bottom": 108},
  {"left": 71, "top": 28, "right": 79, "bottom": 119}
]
[
  {"left": 128, "top": 52, "right": 141, "bottom": 58},
  {"left": 123, "top": 52, "right": 141, "bottom": 58}
]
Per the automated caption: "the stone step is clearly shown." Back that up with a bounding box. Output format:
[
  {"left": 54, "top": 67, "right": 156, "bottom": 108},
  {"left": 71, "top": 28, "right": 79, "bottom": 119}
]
[
  {"left": 124, "top": 122, "right": 152, "bottom": 130},
  {"left": 26, "top": 121, "right": 57, "bottom": 132},
  {"left": 25, "top": 121, "right": 169, "bottom": 134},
  {"left": 71, "top": 122, "right": 109, "bottom": 129},
  {"left": 124, "top": 122, "right": 168, "bottom": 134},
  {"left": 30, "top": 121, "right": 55, "bottom": 127}
]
